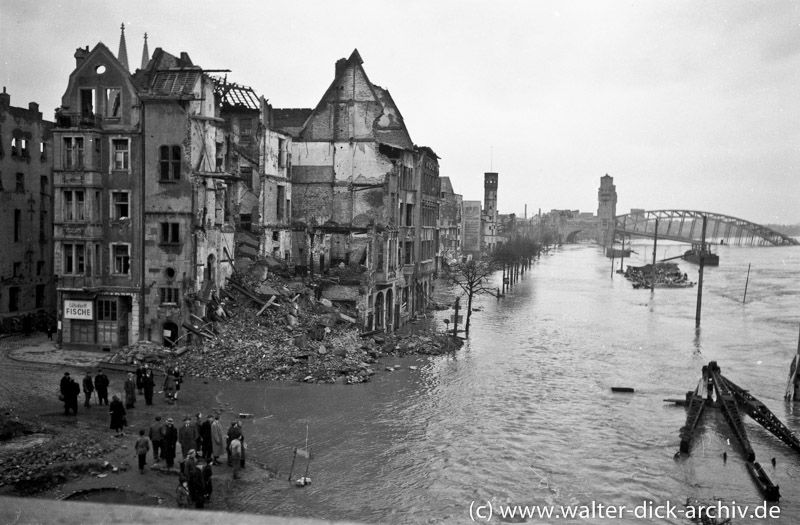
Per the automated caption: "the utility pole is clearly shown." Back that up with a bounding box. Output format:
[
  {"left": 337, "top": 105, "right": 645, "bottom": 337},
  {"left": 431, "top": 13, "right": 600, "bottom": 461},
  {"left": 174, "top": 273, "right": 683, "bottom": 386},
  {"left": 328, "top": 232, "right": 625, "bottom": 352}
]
[
  {"left": 651, "top": 219, "right": 659, "bottom": 292},
  {"left": 695, "top": 215, "right": 707, "bottom": 328},
  {"left": 453, "top": 297, "right": 460, "bottom": 337}
]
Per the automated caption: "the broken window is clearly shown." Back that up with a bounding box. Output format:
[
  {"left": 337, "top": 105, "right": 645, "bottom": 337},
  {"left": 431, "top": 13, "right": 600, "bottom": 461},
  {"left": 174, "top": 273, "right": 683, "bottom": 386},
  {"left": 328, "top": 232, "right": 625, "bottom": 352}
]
[
  {"left": 9, "top": 287, "right": 19, "bottom": 312},
  {"left": 35, "top": 284, "right": 45, "bottom": 309},
  {"left": 14, "top": 209, "right": 20, "bottom": 241},
  {"left": 277, "top": 185, "right": 285, "bottom": 222},
  {"left": 241, "top": 166, "right": 252, "bottom": 189},
  {"left": 20, "top": 139, "right": 28, "bottom": 158},
  {"left": 63, "top": 190, "right": 85, "bottom": 221},
  {"left": 15, "top": 173, "right": 24, "bottom": 193},
  {"left": 160, "top": 222, "right": 180, "bottom": 244},
  {"left": 40, "top": 176, "right": 47, "bottom": 194},
  {"left": 159, "top": 145, "right": 181, "bottom": 181},
  {"left": 63, "top": 243, "right": 86, "bottom": 274},
  {"left": 240, "top": 118, "right": 252, "bottom": 139},
  {"left": 111, "top": 243, "right": 130, "bottom": 274},
  {"left": 40, "top": 141, "right": 46, "bottom": 160},
  {"left": 12, "top": 262, "right": 21, "bottom": 277},
  {"left": 278, "top": 138, "right": 286, "bottom": 168},
  {"left": 63, "top": 137, "right": 84, "bottom": 169},
  {"left": 112, "top": 139, "right": 129, "bottom": 171},
  {"left": 111, "top": 191, "right": 129, "bottom": 220},
  {"left": 10, "top": 138, "right": 17, "bottom": 157},
  {"left": 37, "top": 261, "right": 45, "bottom": 275},
  {"left": 105, "top": 88, "right": 121, "bottom": 118},
  {"left": 160, "top": 287, "right": 180, "bottom": 305},
  {"left": 80, "top": 88, "right": 95, "bottom": 120}
]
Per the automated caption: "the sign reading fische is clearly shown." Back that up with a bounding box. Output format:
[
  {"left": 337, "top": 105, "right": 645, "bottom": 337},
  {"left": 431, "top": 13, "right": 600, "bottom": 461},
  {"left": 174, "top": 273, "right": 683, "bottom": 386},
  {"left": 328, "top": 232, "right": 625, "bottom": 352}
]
[{"left": 64, "top": 300, "right": 93, "bottom": 320}]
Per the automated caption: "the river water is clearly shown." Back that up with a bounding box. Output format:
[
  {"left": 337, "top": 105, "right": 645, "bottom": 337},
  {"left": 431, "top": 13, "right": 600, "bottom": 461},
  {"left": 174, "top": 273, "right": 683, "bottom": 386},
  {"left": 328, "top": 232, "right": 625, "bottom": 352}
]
[{"left": 198, "top": 241, "right": 800, "bottom": 524}]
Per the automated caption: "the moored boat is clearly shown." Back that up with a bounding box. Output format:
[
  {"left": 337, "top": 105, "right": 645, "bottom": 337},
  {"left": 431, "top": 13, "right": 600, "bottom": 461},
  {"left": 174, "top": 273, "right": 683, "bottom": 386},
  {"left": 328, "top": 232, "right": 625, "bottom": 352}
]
[{"left": 683, "top": 244, "right": 719, "bottom": 266}]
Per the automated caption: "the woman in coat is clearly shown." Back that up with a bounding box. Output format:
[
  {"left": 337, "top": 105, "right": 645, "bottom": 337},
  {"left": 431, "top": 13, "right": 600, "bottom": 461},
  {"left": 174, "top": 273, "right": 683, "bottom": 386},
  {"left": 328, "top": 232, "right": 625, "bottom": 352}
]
[
  {"left": 163, "top": 368, "right": 176, "bottom": 403},
  {"left": 109, "top": 395, "right": 126, "bottom": 437},
  {"left": 124, "top": 372, "right": 137, "bottom": 409}
]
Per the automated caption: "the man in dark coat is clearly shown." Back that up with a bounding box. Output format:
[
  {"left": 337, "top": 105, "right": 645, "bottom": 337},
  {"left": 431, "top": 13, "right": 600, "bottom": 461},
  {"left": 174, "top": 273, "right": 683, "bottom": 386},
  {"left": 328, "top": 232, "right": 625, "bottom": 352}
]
[
  {"left": 187, "top": 459, "right": 206, "bottom": 509},
  {"left": 135, "top": 362, "right": 145, "bottom": 395},
  {"left": 142, "top": 368, "right": 155, "bottom": 406},
  {"left": 94, "top": 369, "right": 110, "bottom": 405},
  {"left": 200, "top": 415, "right": 214, "bottom": 461},
  {"left": 149, "top": 416, "right": 165, "bottom": 464},
  {"left": 60, "top": 372, "right": 72, "bottom": 415},
  {"left": 178, "top": 417, "right": 199, "bottom": 460},
  {"left": 82, "top": 371, "right": 94, "bottom": 407},
  {"left": 162, "top": 418, "right": 179, "bottom": 470},
  {"left": 65, "top": 377, "right": 80, "bottom": 415}
]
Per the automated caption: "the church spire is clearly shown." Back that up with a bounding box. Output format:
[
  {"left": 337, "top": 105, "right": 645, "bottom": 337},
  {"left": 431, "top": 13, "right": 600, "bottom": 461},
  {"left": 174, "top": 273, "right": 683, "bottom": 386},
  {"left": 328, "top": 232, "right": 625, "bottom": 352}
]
[
  {"left": 141, "top": 32, "right": 150, "bottom": 70},
  {"left": 117, "top": 23, "right": 129, "bottom": 72}
]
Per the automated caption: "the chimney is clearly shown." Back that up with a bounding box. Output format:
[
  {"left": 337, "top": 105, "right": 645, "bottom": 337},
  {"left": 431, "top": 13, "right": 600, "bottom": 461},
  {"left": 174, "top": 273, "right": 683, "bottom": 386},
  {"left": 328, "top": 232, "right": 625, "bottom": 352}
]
[
  {"left": 0, "top": 87, "right": 9, "bottom": 110},
  {"left": 28, "top": 102, "right": 39, "bottom": 116},
  {"left": 74, "top": 46, "right": 89, "bottom": 67},
  {"left": 335, "top": 58, "right": 347, "bottom": 77},
  {"left": 179, "top": 52, "right": 193, "bottom": 65}
]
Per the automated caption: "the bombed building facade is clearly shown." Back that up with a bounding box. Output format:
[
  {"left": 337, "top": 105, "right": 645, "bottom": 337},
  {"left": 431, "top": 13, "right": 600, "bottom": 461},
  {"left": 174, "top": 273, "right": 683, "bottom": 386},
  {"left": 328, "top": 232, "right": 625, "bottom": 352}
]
[
  {"left": 53, "top": 28, "right": 234, "bottom": 350},
  {"left": 274, "top": 50, "right": 440, "bottom": 332},
  {"left": 0, "top": 89, "right": 54, "bottom": 328}
]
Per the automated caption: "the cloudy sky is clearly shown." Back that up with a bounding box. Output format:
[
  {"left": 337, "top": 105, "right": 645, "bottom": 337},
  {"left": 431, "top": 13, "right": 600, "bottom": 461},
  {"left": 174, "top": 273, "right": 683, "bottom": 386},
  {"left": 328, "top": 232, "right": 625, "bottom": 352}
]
[{"left": 2, "top": 0, "right": 799, "bottom": 224}]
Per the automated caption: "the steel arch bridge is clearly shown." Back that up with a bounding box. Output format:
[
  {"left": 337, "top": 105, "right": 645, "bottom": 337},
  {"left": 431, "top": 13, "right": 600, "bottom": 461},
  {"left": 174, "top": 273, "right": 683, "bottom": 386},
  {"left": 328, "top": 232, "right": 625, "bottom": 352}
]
[{"left": 614, "top": 210, "right": 798, "bottom": 246}]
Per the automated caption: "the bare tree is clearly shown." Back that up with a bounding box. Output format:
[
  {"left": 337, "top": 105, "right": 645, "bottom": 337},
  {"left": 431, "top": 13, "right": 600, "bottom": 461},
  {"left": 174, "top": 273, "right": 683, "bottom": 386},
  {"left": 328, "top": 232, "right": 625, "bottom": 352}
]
[{"left": 441, "top": 259, "right": 499, "bottom": 336}]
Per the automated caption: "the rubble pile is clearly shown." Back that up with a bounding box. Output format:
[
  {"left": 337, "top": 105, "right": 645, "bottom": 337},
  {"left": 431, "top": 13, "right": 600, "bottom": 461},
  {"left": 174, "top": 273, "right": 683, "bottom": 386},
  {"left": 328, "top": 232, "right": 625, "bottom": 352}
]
[
  {"left": 0, "top": 411, "right": 118, "bottom": 493},
  {"left": 166, "top": 262, "right": 461, "bottom": 384}
]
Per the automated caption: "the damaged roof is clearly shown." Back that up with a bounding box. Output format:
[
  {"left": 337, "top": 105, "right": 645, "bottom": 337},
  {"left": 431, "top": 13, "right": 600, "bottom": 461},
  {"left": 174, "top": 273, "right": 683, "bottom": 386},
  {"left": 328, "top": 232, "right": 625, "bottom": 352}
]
[
  {"left": 150, "top": 68, "right": 202, "bottom": 97},
  {"left": 272, "top": 108, "right": 313, "bottom": 136},
  {"left": 212, "top": 77, "right": 260, "bottom": 110}
]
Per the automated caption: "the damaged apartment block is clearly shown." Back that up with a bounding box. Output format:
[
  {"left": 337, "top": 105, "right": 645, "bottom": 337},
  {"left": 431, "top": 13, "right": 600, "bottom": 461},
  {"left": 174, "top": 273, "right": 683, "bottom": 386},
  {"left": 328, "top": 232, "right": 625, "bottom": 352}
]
[
  {"left": 274, "top": 49, "right": 440, "bottom": 333},
  {"left": 53, "top": 26, "right": 234, "bottom": 350}
]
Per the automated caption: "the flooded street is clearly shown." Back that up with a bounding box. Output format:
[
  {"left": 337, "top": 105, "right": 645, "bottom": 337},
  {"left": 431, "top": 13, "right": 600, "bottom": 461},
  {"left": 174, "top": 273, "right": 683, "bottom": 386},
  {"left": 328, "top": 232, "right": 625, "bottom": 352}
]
[{"left": 190, "top": 242, "right": 800, "bottom": 523}]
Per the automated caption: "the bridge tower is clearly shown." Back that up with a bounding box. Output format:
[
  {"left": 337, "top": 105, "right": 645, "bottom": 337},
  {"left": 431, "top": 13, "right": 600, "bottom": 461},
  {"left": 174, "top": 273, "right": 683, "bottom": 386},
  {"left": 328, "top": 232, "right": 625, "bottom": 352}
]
[{"left": 597, "top": 174, "right": 617, "bottom": 247}]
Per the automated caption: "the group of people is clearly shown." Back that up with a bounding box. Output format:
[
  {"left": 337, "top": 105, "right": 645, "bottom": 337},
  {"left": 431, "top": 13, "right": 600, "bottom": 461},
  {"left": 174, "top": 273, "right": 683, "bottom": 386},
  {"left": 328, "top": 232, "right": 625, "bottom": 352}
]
[
  {"left": 134, "top": 413, "right": 247, "bottom": 508},
  {"left": 59, "top": 369, "right": 110, "bottom": 415}
]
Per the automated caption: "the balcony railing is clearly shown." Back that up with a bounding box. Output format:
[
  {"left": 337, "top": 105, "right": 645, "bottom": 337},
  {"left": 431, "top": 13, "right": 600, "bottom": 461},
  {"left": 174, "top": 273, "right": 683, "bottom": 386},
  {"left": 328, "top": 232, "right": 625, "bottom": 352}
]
[{"left": 56, "top": 112, "right": 102, "bottom": 130}]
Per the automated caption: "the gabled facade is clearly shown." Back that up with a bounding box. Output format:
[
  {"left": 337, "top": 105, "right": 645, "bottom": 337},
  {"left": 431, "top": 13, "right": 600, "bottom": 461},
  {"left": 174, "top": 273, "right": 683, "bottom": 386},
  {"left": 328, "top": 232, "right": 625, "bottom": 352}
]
[
  {"left": 53, "top": 36, "right": 234, "bottom": 350},
  {"left": 0, "top": 89, "right": 54, "bottom": 329},
  {"left": 412, "top": 146, "right": 440, "bottom": 316},
  {"left": 277, "top": 50, "right": 418, "bottom": 332},
  {"left": 53, "top": 43, "right": 143, "bottom": 349}
]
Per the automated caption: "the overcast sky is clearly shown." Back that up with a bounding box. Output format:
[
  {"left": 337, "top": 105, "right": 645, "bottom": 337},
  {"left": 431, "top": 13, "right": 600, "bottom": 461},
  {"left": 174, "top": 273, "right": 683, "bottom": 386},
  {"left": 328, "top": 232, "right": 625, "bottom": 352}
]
[{"left": 2, "top": 0, "right": 799, "bottom": 224}]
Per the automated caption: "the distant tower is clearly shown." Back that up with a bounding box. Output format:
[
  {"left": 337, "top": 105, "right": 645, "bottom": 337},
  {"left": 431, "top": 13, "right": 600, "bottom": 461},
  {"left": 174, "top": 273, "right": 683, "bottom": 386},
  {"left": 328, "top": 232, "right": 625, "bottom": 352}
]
[
  {"left": 597, "top": 174, "right": 617, "bottom": 247},
  {"left": 484, "top": 172, "right": 498, "bottom": 216},
  {"left": 483, "top": 172, "right": 499, "bottom": 252},
  {"left": 117, "top": 23, "right": 129, "bottom": 72},
  {"left": 140, "top": 32, "right": 150, "bottom": 70}
]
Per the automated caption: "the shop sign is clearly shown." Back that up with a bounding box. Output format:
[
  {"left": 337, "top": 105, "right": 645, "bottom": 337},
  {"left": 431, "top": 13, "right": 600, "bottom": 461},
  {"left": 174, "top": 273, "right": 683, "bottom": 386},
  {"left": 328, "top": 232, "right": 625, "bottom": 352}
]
[{"left": 64, "top": 300, "right": 93, "bottom": 320}]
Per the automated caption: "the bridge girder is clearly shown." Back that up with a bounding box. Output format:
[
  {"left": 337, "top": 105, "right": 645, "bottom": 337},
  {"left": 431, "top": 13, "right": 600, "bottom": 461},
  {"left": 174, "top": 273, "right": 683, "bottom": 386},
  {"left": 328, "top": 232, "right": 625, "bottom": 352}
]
[{"left": 614, "top": 210, "right": 798, "bottom": 246}]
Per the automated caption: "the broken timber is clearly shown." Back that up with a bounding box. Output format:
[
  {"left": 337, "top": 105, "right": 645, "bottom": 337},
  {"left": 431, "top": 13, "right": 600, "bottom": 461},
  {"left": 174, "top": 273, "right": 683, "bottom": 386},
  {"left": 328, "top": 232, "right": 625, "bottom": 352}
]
[{"left": 677, "top": 361, "right": 782, "bottom": 501}]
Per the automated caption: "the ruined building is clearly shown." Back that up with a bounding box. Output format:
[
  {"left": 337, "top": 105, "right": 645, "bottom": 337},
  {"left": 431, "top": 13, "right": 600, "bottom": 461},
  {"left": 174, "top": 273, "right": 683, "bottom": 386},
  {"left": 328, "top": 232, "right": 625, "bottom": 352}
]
[
  {"left": 437, "top": 176, "right": 462, "bottom": 265},
  {"left": 53, "top": 27, "right": 233, "bottom": 350},
  {"left": 274, "top": 50, "right": 436, "bottom": 332},
  {"left": 0, "top": 88, "right": 54, "bottom": 329}
]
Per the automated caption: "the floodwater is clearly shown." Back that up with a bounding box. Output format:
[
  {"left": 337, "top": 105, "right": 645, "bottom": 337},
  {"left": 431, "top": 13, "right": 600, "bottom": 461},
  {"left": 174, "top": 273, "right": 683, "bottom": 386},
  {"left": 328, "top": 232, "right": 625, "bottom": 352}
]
[{"left": 193, "top": 241, "right": 800, "bottom": 524}]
